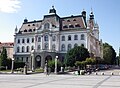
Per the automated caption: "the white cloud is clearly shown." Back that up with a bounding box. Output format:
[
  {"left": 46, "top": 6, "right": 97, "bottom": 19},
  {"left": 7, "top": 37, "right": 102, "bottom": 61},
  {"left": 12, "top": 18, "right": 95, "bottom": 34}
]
[{"left": 0, "top": 0, "right": 21, "bottom": 13}]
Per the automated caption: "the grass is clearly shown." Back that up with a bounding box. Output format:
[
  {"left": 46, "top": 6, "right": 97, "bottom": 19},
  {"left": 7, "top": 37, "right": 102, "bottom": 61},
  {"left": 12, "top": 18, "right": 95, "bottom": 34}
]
[{"left": 35, "top": 68, "right": 44, "bottom": 73}]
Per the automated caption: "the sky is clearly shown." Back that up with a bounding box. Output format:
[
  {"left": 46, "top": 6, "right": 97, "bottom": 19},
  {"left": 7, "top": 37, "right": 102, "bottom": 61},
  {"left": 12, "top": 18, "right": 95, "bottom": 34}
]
[{"left": 0, "top": 0, "right": 120, "bottom": 55}]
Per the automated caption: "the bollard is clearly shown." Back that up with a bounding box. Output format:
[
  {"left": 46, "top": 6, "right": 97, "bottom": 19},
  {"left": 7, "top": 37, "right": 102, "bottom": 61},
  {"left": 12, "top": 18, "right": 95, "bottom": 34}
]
[
  {"left": 95, "top": 72, "right": 98, "bottom": 75},
  {"left": 101, "top": 72, "right": 104, "bottom": 75},
  {"left": 111, "top": 72, "right": 114, "bottom": 75}
]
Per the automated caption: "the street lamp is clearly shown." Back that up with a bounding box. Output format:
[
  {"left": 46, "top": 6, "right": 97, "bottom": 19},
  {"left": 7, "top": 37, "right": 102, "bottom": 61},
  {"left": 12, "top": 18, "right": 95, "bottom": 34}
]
[
  {"left": 54, "top": 56, "right": 58, "bottom": 74},
  {"left": 31, "top": 50, "right": 35, "bottom": 72},
  {"left": 11, "top": 58, "right": 14, "bottom": 73}
]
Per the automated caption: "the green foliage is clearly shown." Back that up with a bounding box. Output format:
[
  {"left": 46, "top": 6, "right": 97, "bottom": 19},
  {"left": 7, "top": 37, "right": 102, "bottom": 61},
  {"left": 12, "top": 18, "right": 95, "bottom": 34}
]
[
  {"left": 0, "top": 47, "right": 8, "bottom": 67},
  {"left": 103, "top": 43, "right": 116, "bottom": 65},
  {"left": 65, "top": 46, "right": 90, "bottom": 66},
  {"left": 48, "top": 59, "right": 62, "bottom": 72},
  {"left": 86, "top": 58, "right": 96, "bottom": 65},
  {"left": 14, "top": 62, "right": 25, "bottom": 69}
]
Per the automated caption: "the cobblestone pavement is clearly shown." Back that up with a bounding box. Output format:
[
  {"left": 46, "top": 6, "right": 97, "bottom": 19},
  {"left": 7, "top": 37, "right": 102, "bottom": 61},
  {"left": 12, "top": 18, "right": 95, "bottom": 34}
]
[{"left": 0, "top": 71, "right": 120, "bottom": 88}]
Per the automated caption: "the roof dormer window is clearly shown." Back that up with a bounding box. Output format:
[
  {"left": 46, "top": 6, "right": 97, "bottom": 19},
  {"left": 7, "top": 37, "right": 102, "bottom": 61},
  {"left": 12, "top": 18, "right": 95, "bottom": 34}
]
[
  {"left": 32, "top": 24, "right": 35, "bottom": 26},
  {"left": 75, "top": 24, "right": 81, "bottom": 27},
  {"left": 44, "top": 23, "right": 50, "bottom": 29},
  {"left": 69, "top": 24, "right": 74, "bottom": 28},
  {"left": 73, "top": 19, "right": 76, "bottom": 21},
  {"left": 29, "top": 29, "right": 32, "bottom": 32},
  {"left": 67, "top": 20, "right": 70, "bottom": 22},
  {"left": 28, "top": 24, "right": 30, "bottom": 26},
  {"left": 24, "top": 29, "right": 27, "bottom": 32},
  {"left": 63, "top": 25, "right": 68, "bottom": 28}
]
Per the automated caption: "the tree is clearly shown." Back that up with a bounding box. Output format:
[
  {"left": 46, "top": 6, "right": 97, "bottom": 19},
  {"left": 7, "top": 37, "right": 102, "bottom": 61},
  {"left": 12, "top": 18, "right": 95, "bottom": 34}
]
[
  {"left": 0, "top": 47, "right": 8, "bottom": 67},
  {"left": 103, "top": 43, "right": 116, "bottom": 65},
  {"left": 65, "top": 46, "right": 90, "bottom": 66}
]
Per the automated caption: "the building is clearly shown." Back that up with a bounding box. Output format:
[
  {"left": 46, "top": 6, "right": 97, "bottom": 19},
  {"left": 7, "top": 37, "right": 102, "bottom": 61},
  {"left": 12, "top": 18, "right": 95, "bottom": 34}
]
[
  {"left": 0, "top": 42, "right": 14, "bottom": 59},
  {"left": 13, "top": 6, "right": 102, "bottom": 70}
]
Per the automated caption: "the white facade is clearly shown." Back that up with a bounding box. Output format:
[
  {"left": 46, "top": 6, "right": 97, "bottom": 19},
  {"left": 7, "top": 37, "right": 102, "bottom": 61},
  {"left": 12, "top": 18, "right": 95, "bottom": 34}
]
[{"left": 13, "top": 7, "right": 101, "bottom": 69}]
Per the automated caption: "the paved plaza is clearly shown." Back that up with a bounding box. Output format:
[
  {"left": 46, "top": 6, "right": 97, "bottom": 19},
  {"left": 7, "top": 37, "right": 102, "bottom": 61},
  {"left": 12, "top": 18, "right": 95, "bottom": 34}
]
[{"left": 0, "top": 71, "right": 120, "bottom": 88}]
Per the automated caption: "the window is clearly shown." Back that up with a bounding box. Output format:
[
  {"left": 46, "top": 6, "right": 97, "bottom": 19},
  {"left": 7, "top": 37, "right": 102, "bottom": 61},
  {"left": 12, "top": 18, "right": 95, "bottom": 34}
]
[
  {"left": 75, "top": 24, "right": 80, "bottom": 27},
  {"left": 38, "top": 37, "right": 41, "bottom": 42},
  {"left": 29, "top": 29, "right": 32, "bottom": 32},
  {"left": 67, "top": 20, "right": 70, "bottom": 22},
  {"left": 52, "top": 44, "right": 56, "bottom": 51},
  {"left": 68, "top": 35, "right": 71, "bottom": 41},
  {"left": 24, "top": 29, "right": 27, "bottom": 32},
  {"left": 74, "top": 43, "right": 78, "bottom": 47},
  {"left": 37, "top": 45, "right": 41, "bottom": 50},
  {"left": 68, "top": 44, "right": 72, "bottom": 51},
  {"left": 32, "top": 24, "right": 35, "bottom": 26},
  {"left": 27, "top": 38, "right": 29, "bottom": 43},
  {"left": 26, "top": 46, "right": 29, "bottom": 52},
  {"left": 61, "top": 44, "right": 65, "bottom": 51},
  {"left": 73, "top": 19, "right": 76, "bottom": 21},
  {"left": 33, "top": 29, "right": 36, "bottom": 31},
  {"left": 31, "top": 46, "right": 34, "bottom": 50},
  {"left": 28, "top": 24, "right": 30, "bottom": 26},
  {"left": 81, "top": 34, "right": 85, "bottom": 40},
  {"left": 21, "top": 57, "right": 23, "bottom": 62},
  {"left": 52, "top": 36, "right": 56, "bottom": 41},
  {"left": 22, "top": 46, "right": 25, "bottom": 52},
  {"left": 44, "top": 35, "right": 48, "bottom": 41},
  {"left": 44, "top": 43, "right": 48, "bottom": 50},
  {"left": 62, "top": 36, "right": 65, "bottom": 41},
  {"left": 26, "top": 57, "right": 28, "bottom": 62},
  {"left": 32, "top": 38, "right": 34, "bottom": 43},
  {"left": 63, "top": 25, "right": 68, "bottom": 28},
  {"left": 17, "top": 46, "right": 20, "bottom": 52},
  {"left": 22, "top": 39, "right": 25, "bottom": 43},
  {"left": 44, "top": 23, "right": 50, "bottom": 29},
  {"left": 17, "top": 39, "right": 20, "bottom": 44},
  {"left": 74, "top": 35, "right": 78, "bottom": 40},
  {"left": 69, "top": 24, "right": 74, "bottom": 28}
]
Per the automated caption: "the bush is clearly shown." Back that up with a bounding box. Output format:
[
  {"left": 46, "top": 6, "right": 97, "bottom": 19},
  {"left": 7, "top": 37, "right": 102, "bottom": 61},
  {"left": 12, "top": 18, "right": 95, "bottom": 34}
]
[
  {"left": 14, "top": 62, "right": 25, "bottom": 69},
  {"left": 48, "top": 60, "right": 62, "bottom": 72},
  {"left": 0, "top": 66, "right": 6, "bottom": 70}
]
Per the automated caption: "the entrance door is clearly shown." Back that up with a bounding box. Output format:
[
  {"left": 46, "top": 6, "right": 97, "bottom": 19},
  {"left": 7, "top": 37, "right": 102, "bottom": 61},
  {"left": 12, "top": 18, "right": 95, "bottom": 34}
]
[{"left": 35, "top": 55, "right": 41, "bottom": 68}]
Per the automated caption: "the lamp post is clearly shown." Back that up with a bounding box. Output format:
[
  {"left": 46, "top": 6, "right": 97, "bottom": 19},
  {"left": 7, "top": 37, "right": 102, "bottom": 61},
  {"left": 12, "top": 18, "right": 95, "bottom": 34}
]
[
  {"left": 31, "top": 50, "right": 35, "bottom": 72},
  {"left": 11, "top": 58, "right": 14, "bottom": 73},
  {"left": 54, "top": 56, "right": 58, "bottom": 74}
]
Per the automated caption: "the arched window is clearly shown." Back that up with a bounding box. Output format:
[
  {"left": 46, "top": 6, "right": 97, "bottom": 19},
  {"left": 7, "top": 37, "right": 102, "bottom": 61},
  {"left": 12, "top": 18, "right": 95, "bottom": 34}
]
[
  {"left": 17, "top": 39, "right": 20, "bottom": 44},
  {"left": 27, "top": 38, "right": 29, "bottom": 43},
  {"left": 68, "top": 44, "right": 72, "bottom": 51},
  {"left": 31, "top": 46, "right": 34, "bottom": 50},
  {"left": 44, "top": 43, "right": 48, "bottom": 50},
  {"left": 68, "top": 35, "right": 71, "bottom": 41},
  {"left": 74, "top": 43, "right": 78, "bottom": 47},
  {"left": 37, "top": 45, "right": 41, "bottom": 50},
  {"left": 74, "top": 35, "right": 78, "bottom": 40},
  {"left": 32, "top": 38, "right": 34, "bottom": 43},
  {"left": 81, "top": 34, "right": 85, "bottom": 40},
  {"left": 22, "top": 46, "right": 25, "bottom": 52},
  {"left": 61, "top": 44, "right": 65, "bottom": 51},
  {"left": 44, "top": 35, "right": 48, "bottom": 41},
  {"left": 17, "top": 46, "right": 20, "bottom": 52},
  {"left": 52, "top": 36, "right": 56, "bottom": 41},
  {"left": 52, "top": 44, "right": 56, "bottom": 51},
  {"left": 22, "top": 39, "right": 25, "bottom": 43},
  {"left": 26, "top": 46, "right": 29, "bottom": 52},
  {"left": 44, "top": 23, "right": 50, "bottom": 29},
  {"left": 38, "top": 37, "right": 41, "bottom": 42},
  {"left": 62, "top": 36, "right": 65, "bottom": 41}
]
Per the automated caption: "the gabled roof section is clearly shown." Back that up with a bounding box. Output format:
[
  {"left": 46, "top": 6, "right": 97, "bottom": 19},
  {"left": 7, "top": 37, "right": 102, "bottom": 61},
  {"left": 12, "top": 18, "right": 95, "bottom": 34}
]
[{"left": 61, "top": 15, "right": 86, "bottom": 30}]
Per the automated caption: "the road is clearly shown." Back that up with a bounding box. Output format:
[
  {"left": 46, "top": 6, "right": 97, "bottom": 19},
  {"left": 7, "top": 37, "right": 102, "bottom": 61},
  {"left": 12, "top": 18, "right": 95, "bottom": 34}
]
[{"left": 0, "top": 71, "right": 120, "bottom": 88}]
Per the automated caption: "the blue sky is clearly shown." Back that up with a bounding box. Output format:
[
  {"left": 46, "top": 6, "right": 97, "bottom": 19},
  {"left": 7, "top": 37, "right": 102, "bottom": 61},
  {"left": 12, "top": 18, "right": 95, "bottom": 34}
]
[{"left": 0, "top": 0, "right": 120, "bottom": 55}]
